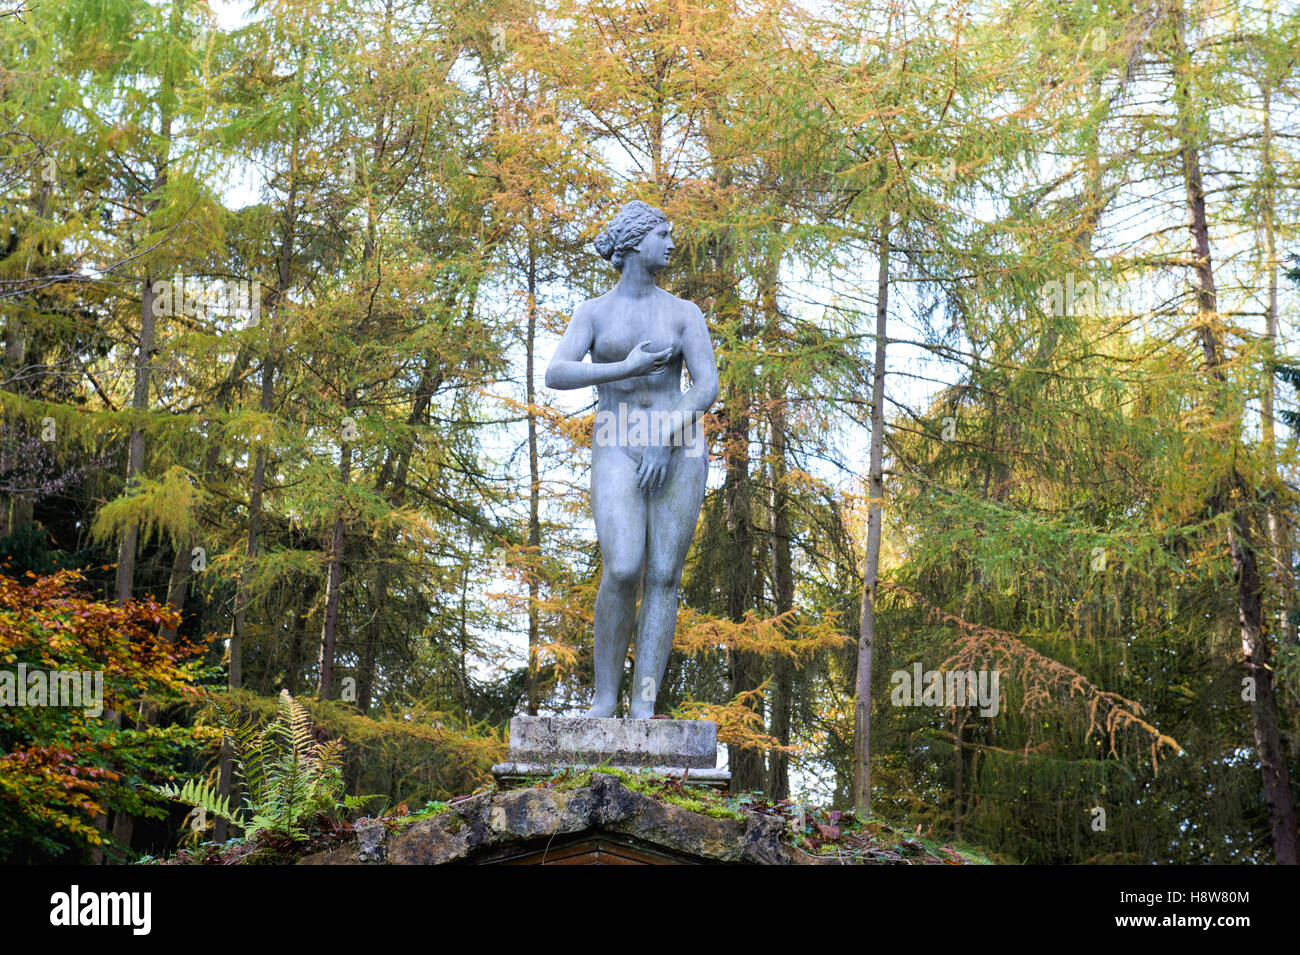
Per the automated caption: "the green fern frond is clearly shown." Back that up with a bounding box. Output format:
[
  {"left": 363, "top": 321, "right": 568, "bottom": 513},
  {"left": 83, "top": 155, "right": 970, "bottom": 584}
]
[
  {"left": 315, "top": 737, "right": 343, "bottom": 775},
  {"left": 286, "top": 690, "right": 317, "bottom": 758},
  {"left": 152, "top": 779, "right": 240, "bottom": 826},
  {"left": 169, "top": 689, "right": 359, "bottom": 846},
  {"left": 206, "top": 691, "right": 272, "bottom": 804}
]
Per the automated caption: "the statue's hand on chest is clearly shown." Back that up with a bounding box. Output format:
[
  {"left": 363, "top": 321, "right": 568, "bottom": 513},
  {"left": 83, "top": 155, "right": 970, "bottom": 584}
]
[{"left": 593, "top": 311, "right": 680, "bottom": 372}]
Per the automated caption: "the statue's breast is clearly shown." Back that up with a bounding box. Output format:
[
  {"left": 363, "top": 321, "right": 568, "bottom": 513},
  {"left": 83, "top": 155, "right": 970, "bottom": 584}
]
[{"left": 589, "top": 294, "right": 682, "bottom": 369}]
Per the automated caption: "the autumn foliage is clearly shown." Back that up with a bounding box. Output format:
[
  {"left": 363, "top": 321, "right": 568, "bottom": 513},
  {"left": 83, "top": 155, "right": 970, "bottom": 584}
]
[{"left": 0, "top": 571, "right": 208, "bottom": 861}]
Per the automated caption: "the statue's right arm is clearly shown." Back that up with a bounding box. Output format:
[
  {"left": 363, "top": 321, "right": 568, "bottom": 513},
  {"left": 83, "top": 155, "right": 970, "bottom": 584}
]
[{"left": 544, "top": 304, "right": 626, "bottom": 390}]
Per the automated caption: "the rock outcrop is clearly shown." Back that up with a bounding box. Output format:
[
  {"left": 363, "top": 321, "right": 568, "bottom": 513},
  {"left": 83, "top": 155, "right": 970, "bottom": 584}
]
[{"left": 300, "top": 772, "right": 804, "bottom": 865}]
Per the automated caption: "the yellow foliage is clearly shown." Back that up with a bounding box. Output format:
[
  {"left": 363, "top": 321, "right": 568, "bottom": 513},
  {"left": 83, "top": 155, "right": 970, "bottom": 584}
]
[
  {"left": 674, "top": 686, "right": 797, "bottom": 756},
  {"left": 674, "top": 606, "right": 852, "bottom": 659},
  {"left": 90, "top": 465, "right": 205, "bottom": 547},
  {"left": 885, "top": 583, "right": 1182, "bottom": 769}
]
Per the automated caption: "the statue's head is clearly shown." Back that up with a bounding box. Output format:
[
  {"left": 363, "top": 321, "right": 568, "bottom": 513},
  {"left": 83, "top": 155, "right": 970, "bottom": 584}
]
[{"left": 593, "top": 200, "right": 670, "bottom": 272}]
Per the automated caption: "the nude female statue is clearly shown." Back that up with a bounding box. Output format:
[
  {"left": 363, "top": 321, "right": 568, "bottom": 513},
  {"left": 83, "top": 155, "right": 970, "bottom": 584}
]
[{"left": 545, "top": 200, "right": 719, "bottom": 718}]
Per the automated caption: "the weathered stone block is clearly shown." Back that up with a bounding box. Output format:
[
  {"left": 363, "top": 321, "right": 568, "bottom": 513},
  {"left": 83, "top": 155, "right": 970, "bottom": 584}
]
[
  {"left": 490, "top": 762, "right": 731, "bottom": 788},
  {"left": 503, "top": 716, "right": 717, "bottom": 769}
]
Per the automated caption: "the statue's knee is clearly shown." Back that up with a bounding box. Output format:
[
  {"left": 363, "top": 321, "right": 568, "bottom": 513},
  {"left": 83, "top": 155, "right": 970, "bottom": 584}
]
[
  {"left": 603, "top": 561, "right": 643, "bottom": 589},
  {"left": 643, "top": 565, "right": 681, "bottom": 591}
]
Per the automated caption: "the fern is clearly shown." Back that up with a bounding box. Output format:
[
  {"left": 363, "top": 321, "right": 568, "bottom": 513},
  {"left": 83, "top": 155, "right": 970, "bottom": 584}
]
[
  {"left": 151, "top": 779, "right": 239, "bottom": 826},
  {"left": 157, "top": 689, "right": 371, "bottom": 844},
  {"left": 206, "top": 693, "right": 273, "bottom": 803}
]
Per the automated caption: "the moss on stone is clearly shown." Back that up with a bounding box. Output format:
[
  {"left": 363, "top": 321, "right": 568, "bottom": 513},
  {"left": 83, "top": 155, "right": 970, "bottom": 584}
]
[{"left": 702, "top": 805, "right": 744, "bottom": 820}]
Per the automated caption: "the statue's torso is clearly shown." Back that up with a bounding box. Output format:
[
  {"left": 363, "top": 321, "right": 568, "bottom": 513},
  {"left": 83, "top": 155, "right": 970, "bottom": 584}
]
[
  {"left": 588, "top": 287, "right": 689, "bottom": 411},
  {"left": 585, "top": 287, "right": 703, "bottom": 460}
]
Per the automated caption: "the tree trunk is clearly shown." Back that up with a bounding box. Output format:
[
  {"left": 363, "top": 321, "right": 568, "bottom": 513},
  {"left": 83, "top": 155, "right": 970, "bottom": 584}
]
[
  {"left": 319, "top": 100, "right": 387, "bottom": 701},
  {"left": 232, "top": 350, "right": 274, "bottom": 691},
  {"left": 854, "top": 218, "right": 889, "bottom": 819},
  {"left": 1257, "top": 71, "right": 1294, "bottom": 648},
  {"left": 724, "top": 398, "right": 763, "bottom": 793},
  {"left": 1171, "top": 2, "right": 1297, "bottom": 863},
  {"left": 525, "top": 229, "right": 542, "bottom": 715},
  {"left": 1, "top": 313, "right": 32, "bottom": 538},
  {"left": 768, "top": 399, "right": 794, "bottom": 800},
  {"left": 1232, "top": 506, "right": 1297, "bottom": 865},
  {"left": 213, "top": 348, "right": 274, "bottom": 841},
  {"left": 761, "top": 244, "right": 794, "bottom": 799},
  {"left": 103, "top": 273, "right": 159, "bottom": 856},
  {"left": 158, "top": 539, "right": 190, "bottom": 642},
  {"left": 114, "top": 276, "right": 156, "bottom": 604},
  {"left": 317, "top": 427, "right": 350, "bottom": 699}
]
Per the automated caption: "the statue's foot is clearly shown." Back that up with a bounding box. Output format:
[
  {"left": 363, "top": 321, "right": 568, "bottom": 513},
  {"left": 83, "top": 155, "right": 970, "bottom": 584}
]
[
  {"left": 628, "top": 702, "right": 655, "bottom": 719},
  {"left": 584, "top": 698, "right": 616, "bottom": 718}
]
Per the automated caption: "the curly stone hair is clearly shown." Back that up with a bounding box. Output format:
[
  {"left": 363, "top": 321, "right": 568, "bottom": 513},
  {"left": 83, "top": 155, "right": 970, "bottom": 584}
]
[{"left": 593, "top": 200, "right": 669, "bottom": 271}]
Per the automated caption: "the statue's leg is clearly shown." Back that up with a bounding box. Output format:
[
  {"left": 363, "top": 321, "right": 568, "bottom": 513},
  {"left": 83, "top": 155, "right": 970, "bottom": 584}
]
[
  {"left": 587, "top": 442, "right": 647, "bottom": 718},
  {"left": 629, "top": 441, "right": 708, "bottom": 718}
]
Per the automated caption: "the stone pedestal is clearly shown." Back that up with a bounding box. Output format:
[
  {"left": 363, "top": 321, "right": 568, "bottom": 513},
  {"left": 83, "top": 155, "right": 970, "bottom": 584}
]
[{"left": 491, "top": 716, "right": 731, "bottom": 789}]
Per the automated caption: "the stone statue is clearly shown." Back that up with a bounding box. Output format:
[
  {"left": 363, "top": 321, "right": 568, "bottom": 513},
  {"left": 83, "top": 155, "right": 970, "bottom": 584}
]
[{"left": 545, "top": 200, "right": 718, "bottom": 718}]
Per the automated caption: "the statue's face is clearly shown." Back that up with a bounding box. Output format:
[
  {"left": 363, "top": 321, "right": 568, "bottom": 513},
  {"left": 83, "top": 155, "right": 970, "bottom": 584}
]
[{"left": 634, "top": 220, "right": 674, "bottom": 272}]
